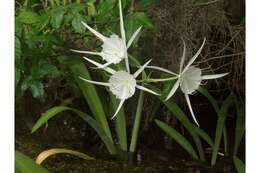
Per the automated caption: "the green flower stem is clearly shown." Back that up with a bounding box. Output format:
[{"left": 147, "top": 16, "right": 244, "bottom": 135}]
[
  {"left": 137, "top": 76, "right": 178, "bottom": 83},
  {"left": 129, "top": 89, "right": 144, "bottom": 153}
]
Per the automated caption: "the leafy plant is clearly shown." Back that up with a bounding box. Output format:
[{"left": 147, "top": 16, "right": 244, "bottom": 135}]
[
  {"left": 154, "top": 86, "right": 237, "bottom": 166},
  {"left": 30, "top": 0, "right": 156, "bottom": 160},
  {"left": 198, "top": 87, "right": 234, "bottom": 165},
  {"left": 15, "top": 0, "right": 154, "bottom": 101},
  {"left": 150, "top": 85, "right": 207, "bottom": 161},
  {"left": 31, "top": 104, "right": 117, "bottom": 154}
]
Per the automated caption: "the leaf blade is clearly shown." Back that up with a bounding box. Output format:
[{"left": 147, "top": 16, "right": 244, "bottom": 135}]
[
  {"left": 15, "top": 151, "right": 50, "bottom": 173},
  {"left": 155, "top": 119, "right": 199, "bottom": 160},
  {"left": 233, "top": 98, "right": 245, "bottom": 156},
  {"left": 233, "top": 156, "right": 245, "bottom": 173},
  {"left": 31, "top": 106, "right": 116, "bottom": 154},
  {"left": 69, "top": 59, "right": 114, "bottom": 144},
  {"left": 211, "top": 94, "right": 233, "bottom": 165},
  {"left": 36, "top": 148, "right": 94, "bottom": 165},
  {"left": 150, "top": 86, "right": 205, "bottom": 161}
]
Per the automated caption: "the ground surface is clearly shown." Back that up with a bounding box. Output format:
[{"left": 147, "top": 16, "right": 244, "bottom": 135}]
[{"left": 15, "top": 98, "right": 235, "bottom": 173}]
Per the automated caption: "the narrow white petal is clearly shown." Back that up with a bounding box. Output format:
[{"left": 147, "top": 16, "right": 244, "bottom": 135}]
[
  {"left": 184, "top": 93, "right": 200, "bottom": 127},
  {"left": 201, "top": 73, "right": 228, "bottom": 80},
  {"left": 182, "top": 38, "right": 206, "bottom": 73},
  {"left": 146, "top": 66, "right": 178, "bottom": 76},
  {"left": 81, "top": 21, "right": 107, "bottom": 42},
  {"left": 82, "top": 57, "right": 115, "bottom": 74},
  {"left": 127, "top": 26, "right": 142, "bottom": 49},
  {"left": 94, "top": 61, "right": 114, "bottom": 69},
  {"left": 218, "top": 152, "right": 225, "bottom": 156},
  {"left": 111, "top": 99, "right": 125, "bottom": 120},
  {"left": 79, "top": 76, "right": 110, "bottom": 87},
  {"left": 136, "top": 85, "right": 160, "bottom": 96},
  {"left": 165, "top": 78, "right": 180, "bottom": 101},
  {"left": 179, "top": 38, "right": 187, "bottom": 73},
  {"left": 71, "top": 49, "right": 103, "bottom": 56},
  {"left": 134, "top": 59, "right": 152, "bottom": 78}
]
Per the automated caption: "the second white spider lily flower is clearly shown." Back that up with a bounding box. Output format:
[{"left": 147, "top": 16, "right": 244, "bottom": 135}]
[
  {"left": 148, "top": 38, "right": 228, "bottom": 126},
  {"left": 79, "top": 58, "right": 159, "bottom": 119},
  {"left": 71, "top": 0, "right": 142, "bottom": 71}
]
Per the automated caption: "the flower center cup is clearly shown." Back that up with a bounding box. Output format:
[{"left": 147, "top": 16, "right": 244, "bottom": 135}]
[
  {"left": 109, "top": 71, "right": 136, "bottom": 100},
  {"left": 180, "top": 66, "right": 202, "bottom": 94},
  {"left": 101, "top": 34, "right": 125, "bottom": 63}
]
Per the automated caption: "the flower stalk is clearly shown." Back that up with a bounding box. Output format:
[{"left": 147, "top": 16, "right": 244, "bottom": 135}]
[{"left": 129, "top": 89, "right": 144, "bottom": 153}]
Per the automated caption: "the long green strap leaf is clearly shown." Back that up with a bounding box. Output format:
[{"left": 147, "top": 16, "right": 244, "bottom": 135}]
[
  {"left": 110, "top": 93, "right": 128, "bottom": 151},
  {"left": 193, "top": 125, "right": 214, "bottom": 147},
  {"left": 233, "top": 156, "right": 245, "bottom": 173},
  {"left": 198, "top": 87, "right": 228, "bottom": 153},
  {"left": 198, "top": 87, "right": 220, "bottom": 112},
  {"left": 211, "top": 94, "right": 233, "bottom": 165},
  {"left": 155, "top": 119, "right": 199, "bottom": 160},
  {"left": 233, "top": 98, "right": 245, "bottom": 156},
  {"left": 164, "top": 99, "right": 205, "bottom": 161},
  {"left": 31, "top": 106, "right": 117, "bottom": 154},
  {"left": 69, "top": 59, "right": 113, "bottom": 143},
  {"left": 15, "top": 151, "right": 50, "bottom": 173},
  {"left": 151, "top": 86, "right": 205, "bottom": 161}
]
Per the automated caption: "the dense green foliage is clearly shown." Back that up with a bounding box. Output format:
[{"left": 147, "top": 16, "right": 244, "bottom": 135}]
[
  {"left": 17, "top": 0, "right": 156, "bottom": 159},
  {"left": 15, "top": 0, "right": 155, "bottom": 99}
]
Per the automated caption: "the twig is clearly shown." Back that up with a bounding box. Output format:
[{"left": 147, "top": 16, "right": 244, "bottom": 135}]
[
  {"left": 194, "top": 0, "right": 220, "bottom": 6},
  {"left": 196, "top": 52, "right": 245, "bottom": 64},
  {"left": 209, "top": 58, "right": 244, "bottom": 72},
  {"left": 217, "top": 30, "right": 242, "bottom": 55}
]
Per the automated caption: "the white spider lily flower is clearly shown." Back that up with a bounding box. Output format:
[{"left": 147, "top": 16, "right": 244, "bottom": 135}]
[
  {"left": 71, "top": 29, "right": 125, "bottom": 66},
  {"left": 71, "top": 0, "right": 142, "bottom": 72},
  {"left": 79, "top": 58, "right": 159, "bottom": 119},
  {"left": 148, "top": 38, "right": 228, "bottom": 126}
]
